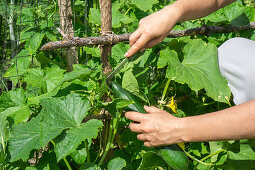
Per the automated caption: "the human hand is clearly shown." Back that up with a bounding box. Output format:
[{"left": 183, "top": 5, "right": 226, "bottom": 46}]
[
  {"left": 125, "top": 106, "right": 185, "bottom": 147},
  {"left": 124, "top": 6, "right": 180, "bottom": 57}
]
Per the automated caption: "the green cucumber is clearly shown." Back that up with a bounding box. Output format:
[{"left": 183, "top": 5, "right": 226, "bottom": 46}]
[
  {"left": 111, "top": 81, "right": 146, "bottom": 113},
  {"left": 111, "top": 81, "right": 189, "bottom": 169},
  {"left": 157, "top": 145, "right": 189, "bottom": 170}
]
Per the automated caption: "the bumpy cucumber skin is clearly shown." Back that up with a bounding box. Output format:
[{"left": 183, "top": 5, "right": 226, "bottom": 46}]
[
  {"left": 111, "top": 82, "right": 189, "bottom": 169},
  {"left": 111, "top": 82, "right": 146, "bottom": 113},
  {"left": 158, "top": 145, "right": 189, "bottom": 170}
]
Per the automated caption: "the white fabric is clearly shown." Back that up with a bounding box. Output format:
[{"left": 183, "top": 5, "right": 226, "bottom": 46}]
[{"left": 218, "top": 37, "right": 255, "bottom": 105}]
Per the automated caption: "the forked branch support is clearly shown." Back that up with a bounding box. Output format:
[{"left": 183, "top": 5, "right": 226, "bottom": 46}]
[{"left": 41, "top": 22, "right": 255, "bottom": 51}]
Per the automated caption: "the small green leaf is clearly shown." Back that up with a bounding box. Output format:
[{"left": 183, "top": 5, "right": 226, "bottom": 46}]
[
  {"left": 112, "top": 3, "right": 133, "bottom": 28},
  {"left": 138, "top": 151, "right": 165, "bottom": 170},
  {"left": 79, "top": 162, "right": 102, "bottom": 170},
  {"left": 4, "top": 50, "right": 31, "bottom": 85},
  {"left": 103, "top": 98, "right": 135, "bottom": 109},
  {"left": 0, "top": 89, "right": 30, "bottom": 123},
  {"left": 107, "top": 157, "right": 126, "bottom": 170},
  {"left": 228, "top": 143, "right": 255, "bottom": 160},
  {"left": 122, "top": 69, "right": 142, "bottom": 100},
  {"left": 89, "top": 8, "right": 101, "bottom": 25},
  {"left": 29, "top": 33, "right": 45, "bottom": 55},
  {"left": 157, "top": 48, "right": 177, "bottom": 68},
  {"left": 70, "top": 147, "right": 87, "bottom": 164},
  {"left": 0, "top": 115, "right": 9, "bottom": 147}
]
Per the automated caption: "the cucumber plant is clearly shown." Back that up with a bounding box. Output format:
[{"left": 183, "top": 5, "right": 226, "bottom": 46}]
[{"left": 1, "top": 0, "right": 255, "bottom": 169}]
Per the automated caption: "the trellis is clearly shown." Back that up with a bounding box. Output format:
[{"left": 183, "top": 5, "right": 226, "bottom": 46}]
[
  {"left": 1, "top": 0, "right": 255, "bottom": 93},
  {"left": 42, "top": 0, "right": 255, "bottom": 76}
]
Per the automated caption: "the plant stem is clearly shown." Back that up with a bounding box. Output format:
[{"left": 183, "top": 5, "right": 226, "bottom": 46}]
[
  {"left": 124, "top": 7, "right": 132, "bottom": 16},
  {"left": 84, "top": 140, "right": 90, "bottom": 163},
  {"left": 63, "top": 158, "right": 72, "bottom": 170},
  {"left": 200, "top": 149, "right": 225, "bottom": 162},
  {"left": 98, "top": 123, "right": 112, "bottom": 166},
  {"left": 160, "top": 79, "right": 171, "bottom": 108},
  {"left": 183, "top": 150, "right": 214, "bottom": 166},
  {"left": 51, "top": 140, "right": 72, "bottom": 170},
  {"left": 98, "top": 110, "right": 120, "bottom": 166}
]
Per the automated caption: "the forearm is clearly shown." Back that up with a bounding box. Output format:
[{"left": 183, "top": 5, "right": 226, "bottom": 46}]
[
  {"left": 164, "top": 0, "right": 235, "bottom": 22},
  {"left": 181, "top": 100, "right": 255, "bottom": 142}
]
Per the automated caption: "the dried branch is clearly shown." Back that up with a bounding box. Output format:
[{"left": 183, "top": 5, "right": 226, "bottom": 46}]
[{"left": 41, "top": 22, "right": 255, "bottom": 51}]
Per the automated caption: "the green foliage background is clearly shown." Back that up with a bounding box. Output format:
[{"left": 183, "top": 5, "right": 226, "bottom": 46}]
[{"left": 1, "top": 0, "right": 255, "bottom": 169}]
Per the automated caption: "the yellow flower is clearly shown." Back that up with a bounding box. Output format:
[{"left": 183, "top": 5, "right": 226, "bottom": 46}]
[{"left": 166, "top": 96, "right": 178, "bottom": 114}]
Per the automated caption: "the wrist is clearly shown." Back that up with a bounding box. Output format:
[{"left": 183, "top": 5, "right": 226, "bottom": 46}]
[
  {"left": 177, "top": 117, "right": 193, "bottom": 143},
  {"left": 163, "top": 2, "right": 185, "bottom": 23}
]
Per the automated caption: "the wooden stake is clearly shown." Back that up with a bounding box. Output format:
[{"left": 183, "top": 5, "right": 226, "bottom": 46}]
[
  {"left": 41, "top": 22, "right": 255, "bottom": 51},
  {"left": 99, "top": 0, "right": 112, "bottom": 74},
  {"left": 58, "top": 0, "right": 78, "bottom": 72}
]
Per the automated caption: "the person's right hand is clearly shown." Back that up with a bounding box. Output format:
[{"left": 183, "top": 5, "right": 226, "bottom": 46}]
[{"left": 124, "top": 5, "right": 180, "bottom": 57}]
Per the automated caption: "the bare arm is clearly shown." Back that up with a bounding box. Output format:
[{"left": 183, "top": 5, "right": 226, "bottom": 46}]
[
  {"left": 125, "top": 100, "right": 255, "bottom": 147},
  {"left": 125, "top": 0, "right": 236, "bottom": 57},
  {"left": 182, "top": 99, "right": 255, "bottom": 143}
]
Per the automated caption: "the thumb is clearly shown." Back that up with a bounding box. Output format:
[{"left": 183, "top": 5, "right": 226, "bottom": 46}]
[{"left": 144, "top": 106, "right": 163, "bottom": 114}]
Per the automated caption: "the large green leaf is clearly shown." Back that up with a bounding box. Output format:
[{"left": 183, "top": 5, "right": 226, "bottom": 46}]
[
  {"left": 9, "top": 114, "right": 42, "bottom": 162},
  {"left": 204, "top": 2, "right": 244, "bottom": 23},
  {"left": 55, "top": 119, "right": 103, "bottom": 161},
  {"left": 40, "top": 93, "right": 91, "bottom": 146},
  {"left": 165, "top": 39, "right": 231, "bottom": 103},
  {"left": 24, "top": 67, "right": 65, "bottom": 93},
  {"left": 131, "top": 0, "right": 158, "bottom": 12},
  {"left": 107, "top": 157, "right": 126, "bottom": 170}
]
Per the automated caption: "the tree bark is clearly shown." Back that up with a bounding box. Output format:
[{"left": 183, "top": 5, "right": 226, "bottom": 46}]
[
  {"left": 9, "top": 0, "right": 17, "bottom": 59},
  {"left": 99, "top": 0, "right": 112, "bottom": 74},
  {"left": 58, "top": 0, "right": 78, "bottom": 72},
  {"left": 41, "top": 22, "right": 255, "bottom": 51}
]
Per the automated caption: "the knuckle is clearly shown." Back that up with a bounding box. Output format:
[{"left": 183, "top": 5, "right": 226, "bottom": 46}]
[
  {"left": 139, "top": 19, "right": 144, "bottom": 26},
  {"left": 142, "top": 124, "right": 151, "bottom": 133},
  {"left": 143, "top": 29, "right": 151, "bottom": 36}
]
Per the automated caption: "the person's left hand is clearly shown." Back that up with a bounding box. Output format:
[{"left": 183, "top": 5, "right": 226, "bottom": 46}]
[{"left": 125, "top": 106, "right": 184, "bottom": 147}]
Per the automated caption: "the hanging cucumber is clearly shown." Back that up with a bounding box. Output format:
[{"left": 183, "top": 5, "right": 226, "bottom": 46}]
[
  {"left": 111, "top": 81, "right": 146, "bottom": 113},
  {"left": 157, "top": 145, "right": 189, "bottom": 170},
  {"left": 111, "top": 81, "right": 189, "bottom": 170}
]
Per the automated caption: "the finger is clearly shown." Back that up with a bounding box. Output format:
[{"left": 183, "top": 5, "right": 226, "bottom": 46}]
[
  {"left": 144, "top": 37, "right": 163, "bottom": 49},
  {"left": 144, "top": 106, "right": 164, "bottom": 114},
  {"left": 144, "top": 142, "right": 153, "bottom": 148},
  {"left": 129, "top": 29, "right": 141, "bottom": 47},
  {"left": 137, "top": 134, "right": 147, "bottom": 141},
  {"left": 129, "top": 122, "right": 143, "bottom": 133},
  {"left": 125, "top": 34, "right": 152, "bottom": 57},
  {"left": 125, "top": 111, "right": 147, "bottom": 122}
]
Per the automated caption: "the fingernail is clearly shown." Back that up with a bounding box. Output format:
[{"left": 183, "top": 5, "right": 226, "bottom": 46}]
[{"left": 124, "top": 52, "right": 129, "bottom": 57}]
